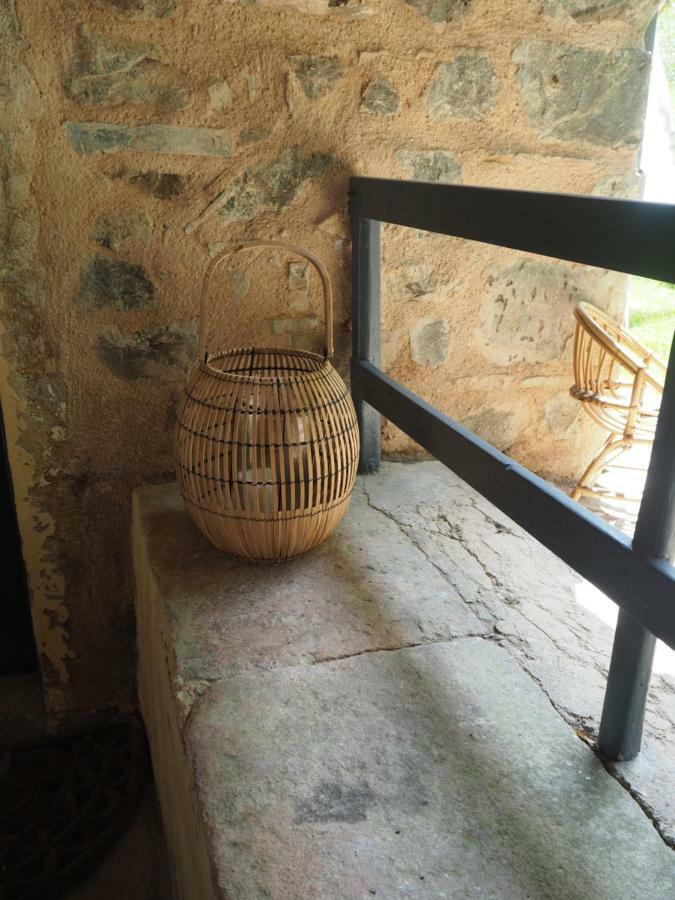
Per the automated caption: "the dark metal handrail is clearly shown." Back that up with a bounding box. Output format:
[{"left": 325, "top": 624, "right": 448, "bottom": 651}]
[{"left": 349, "top": 175, "right": 675, "bottom": 762}]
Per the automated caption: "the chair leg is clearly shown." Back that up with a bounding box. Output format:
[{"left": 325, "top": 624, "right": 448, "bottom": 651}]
[{"left": 572, "top": 435, "right": 625, "bottom": 501}]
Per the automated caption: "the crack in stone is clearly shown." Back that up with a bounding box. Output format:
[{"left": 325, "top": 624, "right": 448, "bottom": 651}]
[
  {"left": 601, "top": 760, "right": 675, "bottom": 852},
  {"left": 169, "top": 471, "right": 675, "bottom": 852},
  {"left": 362, "top": 482, "right": 472, "bottom": 603},
  {"left": 515, "top": 656, "right": 595, "bottom": 735},
  {"left": 487, "top": 638, "right": 675, "bottom": 851},
  {"left": 311, "top": 631, "right": 496, "bottom": 666},
  {"left": 362, "top": 474, "right": 675, "bottom": 852},
  {"left": 179, "top": 635, "right": 499, "bottom": 731},
  {"left": 370, "top": 487, "right": 520, "bottom": 619},
  {"left": 433, "top": 512, "right": 506, "bottom": 592},
  {"left": 383, "top": 493, "right": 601, "bottom": 670},
  {"left": 567, "top": 721, "right": 675, "bottom": 851},
  {"left": 460, "top": 493, "right": 525, "bottom": 541},
  {"left": 503, "top": 607, "right": 591, "bottom": 666}
]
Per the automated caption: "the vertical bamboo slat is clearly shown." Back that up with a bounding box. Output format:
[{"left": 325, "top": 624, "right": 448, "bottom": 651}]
[{"left": 174, "top": 240, "right": 359, "bottom": 562}]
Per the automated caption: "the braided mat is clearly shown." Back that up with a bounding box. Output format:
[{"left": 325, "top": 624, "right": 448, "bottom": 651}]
[{"left": 0, "top": 716, "right": 147, "bottom": 900}]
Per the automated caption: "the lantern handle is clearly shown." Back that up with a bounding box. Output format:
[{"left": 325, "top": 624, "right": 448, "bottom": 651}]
[{"left": 198, "top": 239, "right": 334, "bottom": 361}]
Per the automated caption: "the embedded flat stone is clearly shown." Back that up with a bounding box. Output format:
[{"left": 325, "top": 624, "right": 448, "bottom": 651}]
[
  {"left": 214, "top": 147, "right": 336, "bottom": 224},
  {"left": 476, "top": 259, "right": 625, "bottom": 366},
  {"left": 96, "top": 322, "right": 196, "bottom": 381},
  {"left": 410, "top": 316, "right": 450, "bottom": 367},
  {"left": 66, "top": 29, "right": 188, "bottom": 110},
  {"left": 65, "top": 122, "right": 231, "bottom": 156},
  {"left": 290, "top": 55, "right": 342, "bottom": 98},
  {"left": 91, "top": 210, "right": 151, "bottom": 252},
  {"left": 426, "top": 53, "right": 498, "bottom": 122},
  {"left": 360, "top": 78, "right": 399, "bottom": 116},
  {"left": 98, "top": 0, "right": 176, "bottom": 15},
  {"left": 406, "top": 0, "right": 469, "bottom": 22},
  {"left": 75, "top": 255, "right": 155, "bottom": 310},
  {"left": 513, "top": 41, "right": 649, "bottom": 145},
  {"left": 543, "top": 0, "right": 656, "bottom": 27},
  {"left": 395, "top": 149, "right": 462, "bottom": 184},
  {"left": 127, "top": 171, "right": 188, "bottom": 198}
]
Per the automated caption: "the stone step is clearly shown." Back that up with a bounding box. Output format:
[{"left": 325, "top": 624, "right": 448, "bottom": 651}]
[{"left": 133, "top": 467, "right": 675, "bottom": 899}]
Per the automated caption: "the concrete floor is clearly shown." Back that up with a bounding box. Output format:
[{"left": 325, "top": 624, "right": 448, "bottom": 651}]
[
  {"left": 133, "top": 463, "right": 675, "bottom": 899},
  {"left": 64, "top": 783, "right": 172, "bottom": 900}
]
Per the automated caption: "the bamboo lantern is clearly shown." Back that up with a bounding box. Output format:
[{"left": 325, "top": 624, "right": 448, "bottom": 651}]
[{"left": 174, "top": 240, "right": 359, "bottom": 562}]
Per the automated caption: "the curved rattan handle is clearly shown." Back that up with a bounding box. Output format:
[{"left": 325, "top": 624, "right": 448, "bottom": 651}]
[{"left": 198, "top": 239, "right": 334, "bottom": 360}]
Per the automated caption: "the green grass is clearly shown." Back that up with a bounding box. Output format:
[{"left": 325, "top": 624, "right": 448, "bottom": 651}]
[
  {"left": 660, "top": 1, "right": 675, "bottom": 113},
  {"left": 626, "top": 4, "right": 675, "bottom": 360},
  {"left": 629, "top": 276, "right": 675, "bottom": 361}
]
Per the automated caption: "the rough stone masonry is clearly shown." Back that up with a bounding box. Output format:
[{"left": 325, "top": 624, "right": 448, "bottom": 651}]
[{"left": 0, "top": 0, "right": 657, "bottom": 710}]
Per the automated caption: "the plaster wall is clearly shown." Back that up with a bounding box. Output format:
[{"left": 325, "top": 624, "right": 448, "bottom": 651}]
[{"left": 0, "top": 0, "right": 656, "bottom": 710}]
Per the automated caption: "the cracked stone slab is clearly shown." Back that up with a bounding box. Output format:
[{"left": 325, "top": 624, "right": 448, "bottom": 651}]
[
  {"left": 363, "top": 462, "right": 675, "bottom": 846},
  {"left": 133, "top": 464, "right": 675, "bottom": 899},
  {"left": 133, "top": 475, "right": 482, "bottom": 899},
  {"left": 186, "top": 640, "right": 675, "bottom": 898},
  {"left": 133, "top": 478, "right": 481, "bottom": 691}
]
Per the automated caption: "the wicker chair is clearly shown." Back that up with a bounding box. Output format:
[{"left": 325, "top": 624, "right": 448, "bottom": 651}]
[{"left": 570, "top": 301, "right": 666, "bottom": 503}]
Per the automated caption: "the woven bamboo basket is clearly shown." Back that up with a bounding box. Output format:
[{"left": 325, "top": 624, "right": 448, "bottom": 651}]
[{"left": 174, "top": 239, "right": 359, "bottom": 562}]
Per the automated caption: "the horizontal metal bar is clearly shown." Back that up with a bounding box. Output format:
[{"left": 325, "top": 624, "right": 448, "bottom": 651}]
[
  {"left": 352, "top": 359, "right": 675, "bottom": 649},
  {"left": 350, "top": 177, "right": 675, "bottom": 284}
]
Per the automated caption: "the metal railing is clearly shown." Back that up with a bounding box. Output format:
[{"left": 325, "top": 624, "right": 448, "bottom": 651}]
[{"left": 349, "top": 175, "right": 675, "bottom": 761}]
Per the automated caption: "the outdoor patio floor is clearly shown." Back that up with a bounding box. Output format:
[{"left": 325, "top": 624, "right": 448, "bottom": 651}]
[{"left": 133, "top": 461, "right": 675, "bottom": 899}]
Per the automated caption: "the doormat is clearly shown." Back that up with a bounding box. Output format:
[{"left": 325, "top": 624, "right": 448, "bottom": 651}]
[{"left": 0, "top": 715, "right": 147, "bottom": 900}]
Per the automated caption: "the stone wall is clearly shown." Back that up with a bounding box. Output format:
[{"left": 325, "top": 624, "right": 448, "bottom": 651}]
[{"left": 0, "top": 0, "right": 656, "bottom": 711}]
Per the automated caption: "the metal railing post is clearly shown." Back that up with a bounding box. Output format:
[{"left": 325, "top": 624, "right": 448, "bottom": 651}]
[
  {"left": 351, "top": 213, "right": 381, "bottom": 474},
  {"left": 599, "top": 335, "right": 675, "bottom": 760}
]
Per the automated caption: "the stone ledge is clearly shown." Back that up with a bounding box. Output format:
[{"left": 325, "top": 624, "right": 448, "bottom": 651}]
[
  {"left": 133, "top": 477, "right": 482, "bottom": 708},
  {"left": 133, "top": 466, "right": 675, "bottom": 899},
  {"left": 187, "top": 640, "right": 675, "bottom": 899}
]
